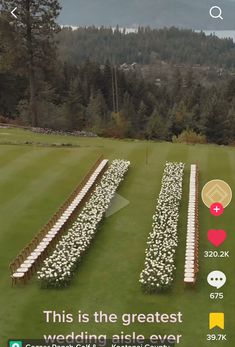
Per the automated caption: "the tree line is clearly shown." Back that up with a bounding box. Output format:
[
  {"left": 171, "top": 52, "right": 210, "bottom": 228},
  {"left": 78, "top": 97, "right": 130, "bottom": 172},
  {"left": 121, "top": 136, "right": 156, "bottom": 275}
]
[{"left": 58, "top": 26, "right": 235, "bottom": 69}]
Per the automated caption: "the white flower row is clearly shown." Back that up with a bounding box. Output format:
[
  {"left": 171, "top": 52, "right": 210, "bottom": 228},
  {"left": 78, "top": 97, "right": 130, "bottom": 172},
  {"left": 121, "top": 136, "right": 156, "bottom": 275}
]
[
  {"left": 184, "top": 164, "right": 199, "bottom": 284},
  {"left": 37, "top": 159, "right": 130, "bottom": 287},
  {"left": 139, "top": 162, "right": 185, "bottom": 293}
]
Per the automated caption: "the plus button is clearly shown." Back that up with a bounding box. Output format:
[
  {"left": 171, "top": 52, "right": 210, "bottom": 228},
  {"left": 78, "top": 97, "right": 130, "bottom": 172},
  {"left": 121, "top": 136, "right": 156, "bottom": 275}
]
[{"left": 210, "top": 202, "right": 224, "bottom": 216}]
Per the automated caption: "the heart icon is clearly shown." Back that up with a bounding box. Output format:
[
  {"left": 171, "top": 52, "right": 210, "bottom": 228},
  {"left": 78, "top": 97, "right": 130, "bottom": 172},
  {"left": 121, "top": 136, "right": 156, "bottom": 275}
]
[{"left": 208, "top": 229, "right": 227, "bottom": 247}]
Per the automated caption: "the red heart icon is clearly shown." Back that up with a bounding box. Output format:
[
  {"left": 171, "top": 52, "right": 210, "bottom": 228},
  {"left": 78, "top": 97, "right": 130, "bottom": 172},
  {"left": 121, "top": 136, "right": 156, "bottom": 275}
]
[{"left": 208, "top": 229, "right": 227, "bottom": 247}]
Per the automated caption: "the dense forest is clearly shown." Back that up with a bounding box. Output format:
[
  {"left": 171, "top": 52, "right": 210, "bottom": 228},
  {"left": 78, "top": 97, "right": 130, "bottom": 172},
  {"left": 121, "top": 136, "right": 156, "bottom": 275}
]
[
  {"left": 58, "top": 26, "right": 235, "bottom": 68},
  {"left": 1, "top": 1, "right": 235, "bottom": 145}
]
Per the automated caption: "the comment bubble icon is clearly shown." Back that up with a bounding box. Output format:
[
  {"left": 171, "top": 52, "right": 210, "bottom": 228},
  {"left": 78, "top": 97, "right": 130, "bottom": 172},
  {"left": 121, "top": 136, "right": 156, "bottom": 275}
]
[{"left": 207, "top": 271, "right": 226, "bottom": 289}]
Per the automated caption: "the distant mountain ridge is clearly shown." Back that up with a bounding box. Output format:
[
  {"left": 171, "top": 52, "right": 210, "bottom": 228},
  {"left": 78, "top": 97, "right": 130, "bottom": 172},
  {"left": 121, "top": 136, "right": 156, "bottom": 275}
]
[{"left": 59, "top": 0, "right": 235, "bottom": 30}]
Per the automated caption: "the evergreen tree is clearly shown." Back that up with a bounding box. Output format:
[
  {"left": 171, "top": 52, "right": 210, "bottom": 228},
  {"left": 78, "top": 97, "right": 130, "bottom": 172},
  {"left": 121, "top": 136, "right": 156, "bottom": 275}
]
[
  {"left": 169, "top": 101, "right": 188, "bottom": 136},
  {"left": 102, "top": 60, "right": 113, "bottom": 110},
  {"left": 224, "top": 99, "right": 235, "bottom": 143},
  {"left": 1, "top": 0, "right": 61, "bottom": 126},
  {"left": 63, "top": 79, "right": 86, "bottom": 130},
  {"left": 121, "top": 92, "right": 136, "bottom": 135},
  {"left": 171, "top": 69, "right": 182, "bottom": 103},
  {"left": 204, "top": 93, "right": 228, "bottom": 144},
  {"left": 87, "top": 91, "right": 108, "bottom": 134},
  {"left": 137, "top": 100, "right": 148, "bottom": 136},
  {"left": 146, "top": 111, "right": 168, "bottom": 140},
  {"left": 225, "top": 78, "right": 235, "bottom": 103}
]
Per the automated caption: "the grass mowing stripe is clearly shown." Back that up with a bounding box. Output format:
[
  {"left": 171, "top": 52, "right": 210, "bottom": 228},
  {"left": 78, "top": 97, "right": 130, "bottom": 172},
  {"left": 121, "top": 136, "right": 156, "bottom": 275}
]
[
  {"left": 0, "top": 146, "right": 35, "bottom": 167},
  {"left": 0, "top": 149, "right": 62, "bottom": 209},
  {"left": 0, "top": 146, "right": 97, "bottom": 213},
  {"left": 0, "top": 147, "right": 52, "bottom": 183},
  {"left": 0, "top": 149, "right": 98, "bottom": 261}
]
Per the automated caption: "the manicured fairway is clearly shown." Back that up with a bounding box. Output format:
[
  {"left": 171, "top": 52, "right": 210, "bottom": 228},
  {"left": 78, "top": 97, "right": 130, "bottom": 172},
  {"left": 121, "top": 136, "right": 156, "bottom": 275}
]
[{"left": 0, "top": 128, "right": 234, "bottom": 346}]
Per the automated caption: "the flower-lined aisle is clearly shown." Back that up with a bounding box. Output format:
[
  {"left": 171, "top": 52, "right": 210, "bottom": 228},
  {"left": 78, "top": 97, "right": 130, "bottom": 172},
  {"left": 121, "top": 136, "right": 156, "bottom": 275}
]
[
  {"left": 139, "top": 162, "right": 185, "bottom": 293},
  {"left": 38, "top": 159, "right": 130, "bottom": 288}
]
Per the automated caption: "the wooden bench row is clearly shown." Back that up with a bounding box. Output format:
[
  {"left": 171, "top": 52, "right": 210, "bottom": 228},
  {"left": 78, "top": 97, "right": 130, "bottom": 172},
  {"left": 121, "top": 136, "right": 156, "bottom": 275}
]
[
  {"left": 184, "top": 164, "right": 199, "bottom": 285},
  {"left": 10, "top": 155, "right": 109, "bottom": 285}
]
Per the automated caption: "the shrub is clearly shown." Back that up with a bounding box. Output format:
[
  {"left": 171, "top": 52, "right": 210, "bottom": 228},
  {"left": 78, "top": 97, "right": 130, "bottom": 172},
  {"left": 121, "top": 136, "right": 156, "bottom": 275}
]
[{"left": 172, "top": 130, "right": 206, "bottom": 144}]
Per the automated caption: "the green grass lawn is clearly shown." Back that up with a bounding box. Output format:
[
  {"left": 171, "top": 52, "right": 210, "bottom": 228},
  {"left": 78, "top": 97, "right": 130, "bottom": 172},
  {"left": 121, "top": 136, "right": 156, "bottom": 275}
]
[{"left": 0, "top": 128, "right": 234, "bottom": 346}]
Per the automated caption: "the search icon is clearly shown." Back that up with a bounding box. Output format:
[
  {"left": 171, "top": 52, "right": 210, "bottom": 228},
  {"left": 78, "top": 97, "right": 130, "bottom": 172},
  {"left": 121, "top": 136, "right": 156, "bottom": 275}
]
[{"left": 209, "top": 6, "right": 223, "bottom": 20}]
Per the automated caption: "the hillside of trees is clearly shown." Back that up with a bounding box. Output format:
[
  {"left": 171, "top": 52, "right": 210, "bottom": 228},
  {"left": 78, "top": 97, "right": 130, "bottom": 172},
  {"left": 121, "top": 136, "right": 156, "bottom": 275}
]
[
  {"left": 58, "top": 27, "right": 235, "bottom": 69},
  {"left": 1, "top": 1, "right": 235, "bottom": 145},
  {"left": 2, "top": 56, "right": 235, "bottom": 145}
]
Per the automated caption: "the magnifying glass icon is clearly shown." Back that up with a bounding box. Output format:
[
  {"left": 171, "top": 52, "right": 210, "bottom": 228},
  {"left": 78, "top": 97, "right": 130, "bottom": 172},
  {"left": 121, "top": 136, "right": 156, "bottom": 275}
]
[{"left": 209, "top": 6, "right": 223, "bottom": 20}]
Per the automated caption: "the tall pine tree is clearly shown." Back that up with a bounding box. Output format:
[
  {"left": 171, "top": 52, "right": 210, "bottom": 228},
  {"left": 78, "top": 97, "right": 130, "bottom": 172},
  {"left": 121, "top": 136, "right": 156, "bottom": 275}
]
[{"left": 1, "top": 0, "right": 61, "bottom": 126}]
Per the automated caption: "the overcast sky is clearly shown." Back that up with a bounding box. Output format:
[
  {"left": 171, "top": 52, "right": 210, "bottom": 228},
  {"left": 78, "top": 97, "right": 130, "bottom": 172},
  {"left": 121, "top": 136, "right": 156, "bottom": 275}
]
[{"left": 58, "top": 0, "right": 235, "bottom": 30}]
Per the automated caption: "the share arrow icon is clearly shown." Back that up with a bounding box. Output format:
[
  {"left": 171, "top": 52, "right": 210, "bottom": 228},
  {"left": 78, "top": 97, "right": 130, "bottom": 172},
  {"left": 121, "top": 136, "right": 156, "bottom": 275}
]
[{"left": 11, "top": 7, "right": 17, "bottom": 19}]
